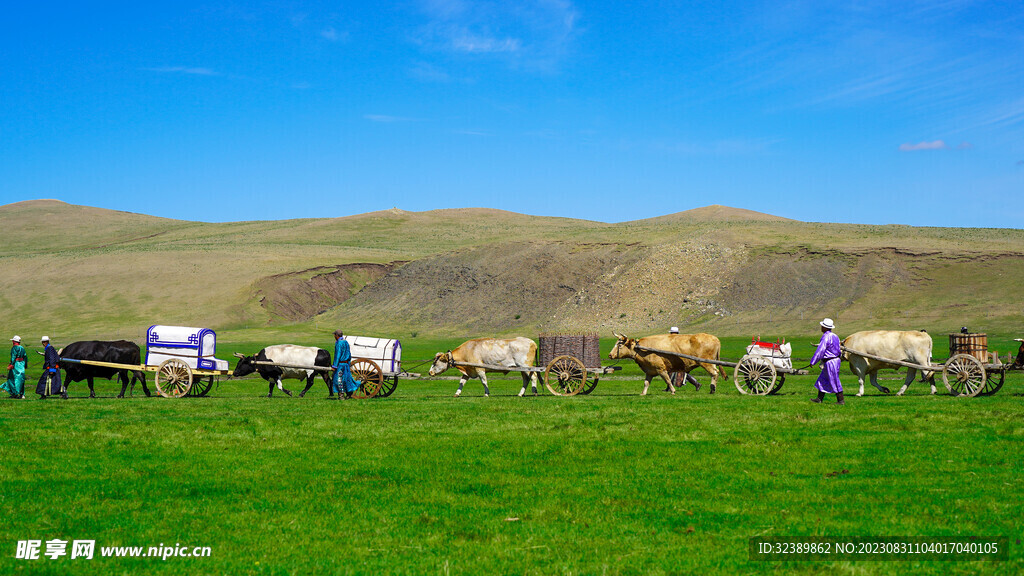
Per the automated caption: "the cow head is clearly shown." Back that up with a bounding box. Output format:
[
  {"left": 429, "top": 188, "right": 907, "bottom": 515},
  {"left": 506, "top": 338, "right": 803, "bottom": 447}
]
[
  {"left": 609, "top": 333, "right": 637, "bottom": 360},
  {"left": 232, "top": 353, "right": 258, "bottom": 377},
  {"left": 1015, "top": 339, "right": 1024, "bottom": 369},
  {"left": 428, "top": 351, "right": 454, "bottom": 376}
]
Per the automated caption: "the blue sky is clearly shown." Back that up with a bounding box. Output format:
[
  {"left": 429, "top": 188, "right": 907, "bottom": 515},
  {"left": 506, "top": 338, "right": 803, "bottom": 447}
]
[{"left": 2, "top": 1, "right": 1023, "bottom": 226}]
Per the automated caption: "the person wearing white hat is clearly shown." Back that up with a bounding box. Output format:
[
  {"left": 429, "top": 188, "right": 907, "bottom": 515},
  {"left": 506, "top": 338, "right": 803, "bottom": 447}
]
[
  {"left": 36, "top": 336, "right": 65, "bottom": 399},
  {"left": 665, "top": 327, "right": 703, "bottom": 392},
  {"left": 810, "top": 318, "right": 844, "bottom": 404},
  {"left": 2, "top": 335, "right": 28, "bottom": 399}
]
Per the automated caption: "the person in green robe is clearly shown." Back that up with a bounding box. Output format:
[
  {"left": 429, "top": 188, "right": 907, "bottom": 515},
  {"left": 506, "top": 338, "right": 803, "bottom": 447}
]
[{"left": 2, "top": 335, "right": 28, "bottom": 399}]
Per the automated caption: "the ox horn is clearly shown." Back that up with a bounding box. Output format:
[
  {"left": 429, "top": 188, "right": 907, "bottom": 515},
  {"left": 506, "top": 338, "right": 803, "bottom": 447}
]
[
  {"left": 1015, "top": 338, "right": 1024, "bottom": 342},
  {"left": 233, "top": 353, "right": 246, "bottom": 358},
  {"left": 613, "top": 332, "right": 625, "bottom": 340}
]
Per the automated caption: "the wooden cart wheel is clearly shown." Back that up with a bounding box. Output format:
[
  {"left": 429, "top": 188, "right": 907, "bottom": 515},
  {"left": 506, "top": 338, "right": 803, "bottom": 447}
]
[
  {"left": 769, "top": 373, "right": 786, "bottom": 395},
  {"left": 376, "top": 375, "right": 398, "bottom": 398},
  {"left": 978, "top": 368, "right": 1005, "bottom": 396},
  {"left": 580, "top": 376, "right": 599, "bottom": 395},
  {"left": 350, "top": 358, "right": 383, "bottom": 399},
  {"left": 187, "top": 375, "right": 215, "bottom": 397},
  {"left": 942, "top": 354, "right": 986, "bottom": 397},
  {"left": 545, "top": 355, "right": 587, "bottom": 396},
  {"left": 155, "top": 358, "right": 193, "bottom": 398},
  {"left": 734, "top": 355, "right": 776, "bottom": 395}
]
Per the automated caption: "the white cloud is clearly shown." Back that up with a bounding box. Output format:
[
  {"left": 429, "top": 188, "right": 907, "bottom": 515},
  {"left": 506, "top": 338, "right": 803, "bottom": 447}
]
[
  {"left": 899, "top": 140, "right": 948, "bottom": 151},
  {"left": 415, "top": 0, "right": 578, "bottom": 70}
]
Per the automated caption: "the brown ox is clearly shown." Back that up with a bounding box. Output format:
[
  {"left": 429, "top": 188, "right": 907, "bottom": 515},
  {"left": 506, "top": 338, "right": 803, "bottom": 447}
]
[
  {"left": 609, "top": 332, "right": 726, "bottom": 395},
  {"left": 1014, "top": 339, "right": 1024, "bottom": 369},
  {"left": 428, "top": 337, "right": 539, "bottom": 397}
]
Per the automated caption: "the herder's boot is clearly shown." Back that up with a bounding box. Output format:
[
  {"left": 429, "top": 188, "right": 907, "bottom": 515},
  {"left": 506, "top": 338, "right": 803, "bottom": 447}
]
[
  {"left": 811, "top": 390, "right": 826, "bottom": 403},
  {"left": 836, "top": 392, "right": 846, "bottom": 405}
]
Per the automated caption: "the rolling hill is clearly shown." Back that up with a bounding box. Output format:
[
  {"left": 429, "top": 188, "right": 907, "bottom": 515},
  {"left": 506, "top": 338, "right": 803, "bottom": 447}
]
[{"left": 2, "top": 199, "right": 1022, "bottom": 342}]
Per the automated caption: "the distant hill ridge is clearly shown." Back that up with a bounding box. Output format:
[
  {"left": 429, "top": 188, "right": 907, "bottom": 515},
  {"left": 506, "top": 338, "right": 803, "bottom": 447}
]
[{"left": 1, "top": 199, "right": 1022, "bottom": 339}]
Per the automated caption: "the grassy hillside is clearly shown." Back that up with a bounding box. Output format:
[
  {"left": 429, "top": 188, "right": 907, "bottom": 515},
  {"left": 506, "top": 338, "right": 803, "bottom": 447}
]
[{"left": 1, "top": 199, "right": 1022, "bottom": 343}]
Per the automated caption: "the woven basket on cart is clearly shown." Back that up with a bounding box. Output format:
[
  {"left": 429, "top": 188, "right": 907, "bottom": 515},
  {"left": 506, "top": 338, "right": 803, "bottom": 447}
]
[{"left": 538, "top": 333, "right": 601, "bottom": 369}]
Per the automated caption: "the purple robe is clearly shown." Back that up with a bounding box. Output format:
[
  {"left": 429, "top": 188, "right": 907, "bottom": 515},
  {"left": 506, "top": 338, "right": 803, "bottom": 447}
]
[{"left": 811, "top": 331, "right": 843, "bottom": 393}]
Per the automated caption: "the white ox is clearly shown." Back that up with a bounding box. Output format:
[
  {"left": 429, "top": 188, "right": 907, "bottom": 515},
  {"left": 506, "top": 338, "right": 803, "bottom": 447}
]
[
  {"left": 233, "top": 344, "right": 334, "bottom": 398},
  {"left": 841, "top": 330, "right": 935, "bottom": 396},
  {"left": 428, "top": 337, "right": 539, "bottom": 397}
]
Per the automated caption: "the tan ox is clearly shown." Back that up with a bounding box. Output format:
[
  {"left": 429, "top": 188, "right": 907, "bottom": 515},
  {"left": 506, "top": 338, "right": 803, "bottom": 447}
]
[
  {"left": 429, "top": 337, "right": 539, "bottom": 397},
  {"left": 609, "top": 333, "right": 726, "bottom": 395},
  {"left": 842, "top": 330, "right": 935, "bottom": 396}
]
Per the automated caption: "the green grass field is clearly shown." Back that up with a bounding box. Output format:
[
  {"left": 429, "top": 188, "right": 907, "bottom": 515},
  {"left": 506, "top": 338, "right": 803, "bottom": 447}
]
[{"left": 1, "top": 336, "right": 1021, "bottom": 574}]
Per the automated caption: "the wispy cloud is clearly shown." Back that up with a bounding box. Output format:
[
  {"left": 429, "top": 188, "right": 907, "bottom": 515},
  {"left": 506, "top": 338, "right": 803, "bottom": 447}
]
[
  {"left": 899, "top": 140, "right": 948, "bottom": 151},
  {"left": 364, "top": 114, "right": 420, "bottom": 123},
  {"left": 321, "top": 26, "right": 348, "bottom": 42},
  {"left": 144, "top": 66, "right": 218, "bottom": 76},
  {"left": 415, "top": 0, "right": 578, "bottom": 71},
  {"left": 409, "top": 61, "right": 452, "bottom": 82}
]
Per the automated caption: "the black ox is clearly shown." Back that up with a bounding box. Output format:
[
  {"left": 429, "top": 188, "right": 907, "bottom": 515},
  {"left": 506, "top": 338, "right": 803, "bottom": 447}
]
[
  {"left": 60, "top": 340, "right": 150, "bottom": 398},
  {"left": 232, "top": 344, "right": 334, "bottom": 397}
]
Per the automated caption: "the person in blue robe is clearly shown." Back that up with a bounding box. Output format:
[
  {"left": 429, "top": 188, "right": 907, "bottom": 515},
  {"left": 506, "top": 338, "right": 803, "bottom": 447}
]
[
  {"left": 332, "top": 330, "right": 361, "bottom": 399},
  {"left": 2, "top": 335, "right": 27, "bottom": 399},
  {"left": 36, "top": 336, "right": 65, "bottom": 399},
  {"left": 810, "top": 318, "right": 844, "bottom": 404}
]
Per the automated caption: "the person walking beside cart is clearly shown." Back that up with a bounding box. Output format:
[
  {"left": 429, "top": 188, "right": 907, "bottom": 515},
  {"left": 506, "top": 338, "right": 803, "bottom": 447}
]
[
  {"left": 332, "top": 330, "right": 361, "bottom": 399},
  {"left": 810, "top": 318, "right": 844, "bottom": 405},
  {"left": 2, "top": 335, "right": 28, "bottom": 399},
  {"left": 665, "top": 326, "right": 703, "bottom": 392},
  {"left": 36, "top": 336, "right": 65, "bottom": 399}
]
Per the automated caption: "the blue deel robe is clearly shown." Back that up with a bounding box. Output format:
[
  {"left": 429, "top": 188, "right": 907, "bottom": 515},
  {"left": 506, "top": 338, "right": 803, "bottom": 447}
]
[
  {"left": 36, "top": 344, "right": 63, "bottom": 397},
  {"left": 811, "top": 331, "right": 843, "bottom": 394},
  {"left": 332, "top": 338, "right": 361, "bottom": 394},
  {"left": 2, "top": 344, "right": 27, "bottom": 397}
]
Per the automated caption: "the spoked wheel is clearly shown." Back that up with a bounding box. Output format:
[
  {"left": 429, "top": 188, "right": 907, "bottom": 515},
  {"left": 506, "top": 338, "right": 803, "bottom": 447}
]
[
  {"left": 978, "top": 368, "right": 1005, "bottom": 396},
  {"left": 734, "top": 355, "right": 777, "bottom": 395},
  {"left": 942, "top": 354, "right": 986, "bottom": 397},
  {"left": 376, "top": 375, "right": 398, "bottom": 398},
  {"left": 544, "top": 355, "right": 587, "bottom": 396},
  {"left": 187, "top": 375, "right": 215, "bottom": 397},
  {"left": 350, "top": 358, "right": 383, "bottom": 399},
  {"left": 155, "top": 358, "right": 193, "bottom": 398},
  {"left": 580, "top": 377, "right": 599, "bottom": 395},
  {"left": 769, "top": 374, "right": 786, "bottom": 395}
]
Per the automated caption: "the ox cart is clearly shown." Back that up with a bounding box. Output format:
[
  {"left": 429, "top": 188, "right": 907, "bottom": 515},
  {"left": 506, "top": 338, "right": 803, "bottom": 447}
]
[
  {"left": 842, "top": 332, "right": 1022, "bottom": 398},
  {"left": 60, "top": 326, "right": 230, "bottom": 398},
  {"left": 243, "top": 335, "right": 408, "bottom": 399},
  {"left": 632, "top": 337, "right": 810, "bottom": 395},
  {"left": 446, "top": 334, "right": 620, "bottom": 397}
]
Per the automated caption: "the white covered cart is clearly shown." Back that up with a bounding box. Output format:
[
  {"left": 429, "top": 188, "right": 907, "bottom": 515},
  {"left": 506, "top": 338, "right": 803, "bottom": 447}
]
[
  {"left": 59, "top": 325, "right": 231, "bottom": 398},
  {"left": 344, "top": 335, "right": 403, "bottom": 398},
  {"left": 145, "top": 325, "right": 231, "bottom": 397}
]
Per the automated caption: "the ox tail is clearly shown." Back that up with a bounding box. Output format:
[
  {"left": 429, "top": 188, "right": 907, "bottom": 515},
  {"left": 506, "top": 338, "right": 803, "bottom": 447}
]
[{"left": 922, "top": 339, "right": 935, "bottom": 382}]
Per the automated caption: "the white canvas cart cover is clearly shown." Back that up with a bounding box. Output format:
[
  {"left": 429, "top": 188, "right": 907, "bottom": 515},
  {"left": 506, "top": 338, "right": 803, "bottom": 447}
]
[
  {"left": 146, "top": 325, "right": 229, "bottom": 371},
  {"left": 344, "top": 335, "right": 401, "bottom": 373}
]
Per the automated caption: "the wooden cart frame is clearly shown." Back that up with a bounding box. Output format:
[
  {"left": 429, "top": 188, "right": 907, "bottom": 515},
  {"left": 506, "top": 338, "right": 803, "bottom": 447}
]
[
  {"left": 60, "top": 357, "right": 226, "bottom": 398},
  {"left": 249, "top": 357, "right": 413, "bottom": 399},
  {"left": 449, "top": 356, "right": 620, "bottom": 396},
  {"left": 631, "top": 344, "right": 810, "bottom": 395}
]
